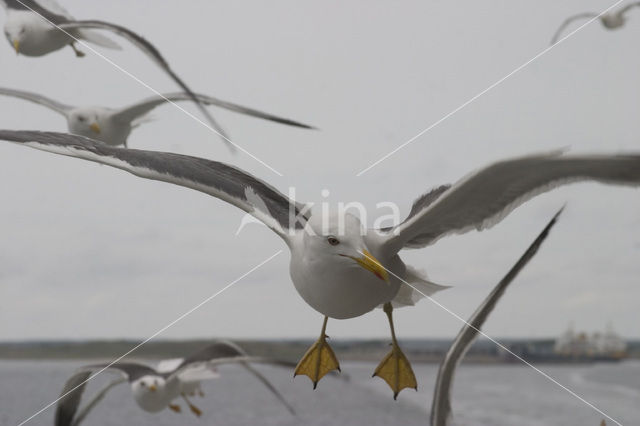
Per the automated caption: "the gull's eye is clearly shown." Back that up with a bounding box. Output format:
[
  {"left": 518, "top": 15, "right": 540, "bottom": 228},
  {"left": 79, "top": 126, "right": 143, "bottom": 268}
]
[
  {"left": 140, "top": 382, "right": 146, "bottom": 387},
  {"left": 327, "top": 236, "right": 340, "bottom": 246},
  {"left": 77, "top": 116, "right": 86, "bottom": 122},
  {"left": 19, "top": 28, "right": 25, "bottom": 34}
]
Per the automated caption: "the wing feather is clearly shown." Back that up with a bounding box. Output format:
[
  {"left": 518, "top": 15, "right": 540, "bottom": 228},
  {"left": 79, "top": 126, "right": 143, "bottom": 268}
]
[
  {"left": 0, "top": 87, "right": 72, "bottom": 116},
  {"left": 380, "top": 152, "right": 640, "bottom": 254},
  {"left": 430, "top": 208, "right": 562, "bottom": 425},
  {"left": 0, "top": 130, "right": 307, "bottom": 239}
]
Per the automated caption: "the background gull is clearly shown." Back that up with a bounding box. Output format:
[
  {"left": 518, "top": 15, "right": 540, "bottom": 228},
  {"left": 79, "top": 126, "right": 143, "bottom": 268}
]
[
  {"left": 54, "top": 340, "right": 296, "bottom": 426},
  {"left": 0, "top": 0, "right": 233, "bottom": 150},
  {"left": 1, "top": 130, "right": 639, "bottom": 400},
  {"left": 0, "top": 87, "right": 314, "bottom": 146},
  {"left": 551, "top": 2, "right": 640, "bottom": 44}
]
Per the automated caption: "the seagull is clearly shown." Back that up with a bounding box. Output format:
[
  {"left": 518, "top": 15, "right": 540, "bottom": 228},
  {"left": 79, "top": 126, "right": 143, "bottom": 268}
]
[
  {"left": 0, "top": 0, "right": 233, "bottom": 150},
  {"left": 551, "top": 2, "right": 640, "bottom": 44},
  {"left": 54, "top": 340, "right": 296, "bottom": 426},
  {"left": 1, "top": 130, "right": 640, "bottom": 399},
  {"left": 430, "top": 208, "right": 562, "bottom": 426},
  {"left": 0, "top": 87, "right": 314, "bottom": 147}
]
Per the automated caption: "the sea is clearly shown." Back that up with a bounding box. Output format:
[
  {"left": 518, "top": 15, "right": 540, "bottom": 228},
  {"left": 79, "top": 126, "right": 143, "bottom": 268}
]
[{"left": 0, "top": 360, "right": 638, "bottom": 426}]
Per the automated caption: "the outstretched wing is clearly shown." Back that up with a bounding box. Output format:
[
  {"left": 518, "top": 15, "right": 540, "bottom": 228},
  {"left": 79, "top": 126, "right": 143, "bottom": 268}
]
[
  {"left": 56, "top": 20, "right": 232, "bottom": 150},
  {"left": 54, "top": 363, "right": 151, "bottom": 426},
  {"left": 376, "top": 151, "right": 640, "bottom": 255},
  {"left": 550, "top": 12, "right": 598, "bottom": 44},
  {"left": 0, "top": 87, "right": 72, "bottom": 117},
  {"left": 0, "top": 130, "right": 308, "bottom": 239},
  {"left": 112, "top": 92, "right": 315, "bottom": 129},
  {"left": 430, "top": 208, "right": 562, "bottom": 426},
  {"left": 168, "top": 341, "right": 296, "bottom": 415}
]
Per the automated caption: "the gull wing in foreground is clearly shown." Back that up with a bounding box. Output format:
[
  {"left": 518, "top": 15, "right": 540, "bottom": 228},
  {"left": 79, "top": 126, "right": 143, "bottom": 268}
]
[
  {"left": 112, "top": 92, "right": 315, "bottom": 129},
  {"left": 0, "top": 87, "right": 72, "bottom": 117},
  {"left": 0, "top": 130, "right": 309, "bottom": 239},
  {"left": 376, "top": 151, "right": 640, "bottom": 255},
  {"left": 430, "top": 207, "right": 563, "bottom": 426}
]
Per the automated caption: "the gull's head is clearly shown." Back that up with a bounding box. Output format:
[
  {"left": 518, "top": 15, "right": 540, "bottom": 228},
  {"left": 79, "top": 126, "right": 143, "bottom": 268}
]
[
  {"left": 131, "top": 375, "right": 169, "bottom": 412},
  {"left": 302, "top": 210, "right": 388, "bottom": 283},
  {"left": 68, "top": 108, "right": 106, "bottom": 139},
  {"left": 4, "top": 20, "right": 27, "bottom": 54}
]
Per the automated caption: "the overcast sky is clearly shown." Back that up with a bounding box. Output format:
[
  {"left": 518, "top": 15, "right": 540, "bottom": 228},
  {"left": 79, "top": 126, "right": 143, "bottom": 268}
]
[{"left": 0, "top": 0, "right": 638, "bottom": 341}]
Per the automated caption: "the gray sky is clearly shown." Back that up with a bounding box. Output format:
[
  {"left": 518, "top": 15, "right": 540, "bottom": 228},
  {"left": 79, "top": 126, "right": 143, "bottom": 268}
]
[{"left": 0, "top": 0, "right": 638, "bottom": 341}]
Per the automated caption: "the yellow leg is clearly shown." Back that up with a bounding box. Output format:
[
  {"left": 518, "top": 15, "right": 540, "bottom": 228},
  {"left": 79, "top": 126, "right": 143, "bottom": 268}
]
[
  {"left": 373, "top": 303, "right": 417, "bottom": 399},
  {"left": 182, "top": 394, "right": 202, "bottom": 417},
  {"left": 294, "top": 316, "right": 340, "bottom": 389},
  {"left": 168, "top": 403, "right": 181, "bottom": 413}
]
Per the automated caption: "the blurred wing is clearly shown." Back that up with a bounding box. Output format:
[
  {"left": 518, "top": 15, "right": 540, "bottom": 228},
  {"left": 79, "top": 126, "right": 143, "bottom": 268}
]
[
  {"left": 0, "top": 130, "right": 307, "bottom": 239},
  {"left": 113, "top": 92, "right": 315, "bottom": 129},
  {"left": 57, "top": 20, "right": 232, "bottom": 150},
  {"left": 378, "top": 152, "right": 640, "bottom": 255},
  {"left": 430, "top": 208, "right": 562, "bottom": 426},
  {"left": 54, "top": 363, "right": 142, "bottom": 426},
  {"left": 551, "top": 12, "right": 598, "bottom": 44},
  {"left": 156, "top": 357, "right": 184, "bottom": 374},
  {"left": 0, "top": 87, "right": 72, "bottom": 117},
  {"left": 620, "top": 1, "right": 640, "bottom": 14}
]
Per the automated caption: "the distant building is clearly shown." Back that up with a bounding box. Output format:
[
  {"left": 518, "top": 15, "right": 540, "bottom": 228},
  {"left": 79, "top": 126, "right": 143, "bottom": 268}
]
[{"left": 554, "top": 323, "right": 627, "bottom": 358}]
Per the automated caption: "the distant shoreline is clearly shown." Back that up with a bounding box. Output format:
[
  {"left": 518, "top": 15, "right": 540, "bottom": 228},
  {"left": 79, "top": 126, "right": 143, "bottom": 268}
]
[{"left": 2, "top": 338, "right": 638, "bottom": 362}]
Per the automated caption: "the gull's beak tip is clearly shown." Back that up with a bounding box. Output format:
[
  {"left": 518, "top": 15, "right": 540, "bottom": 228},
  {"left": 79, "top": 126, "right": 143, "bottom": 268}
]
[
  {"left": 90, "top": 123, "right": 101, "bottom": 134},
  {"left": 149, "top": 385, "right": 157, "bottom": 392},
  {"left": 357, "top": 250, "right": 390, "bottom": 284}
]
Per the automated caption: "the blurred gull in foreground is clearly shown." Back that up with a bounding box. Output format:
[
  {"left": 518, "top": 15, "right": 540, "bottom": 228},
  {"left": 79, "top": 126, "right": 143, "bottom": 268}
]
[
  {"left": 551, "top": 2, "right": 640, "bottom": 44},
  {"left": 0, "top": 87, "right": 314, "bottom": 147},
  {"left": 54, "top": 340, "right": 295, "bottom": 426},
  {"left": 0, "top": 0, "right": 239, "bottom": 150},
  {"left": 1, "top": 130, "right": 640, "bottom": 399},
  {"left": 430, "top": 209, "right": 562, "bottom": 425}
]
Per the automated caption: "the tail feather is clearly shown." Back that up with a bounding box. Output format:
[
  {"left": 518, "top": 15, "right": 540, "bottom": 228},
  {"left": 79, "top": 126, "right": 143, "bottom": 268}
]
[{"left": 391, "top": 265, "right": 450, "bottom": 308}]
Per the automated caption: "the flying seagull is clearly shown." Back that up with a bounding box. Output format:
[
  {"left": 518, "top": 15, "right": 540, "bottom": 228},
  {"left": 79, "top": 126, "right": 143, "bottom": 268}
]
[
  {"left": 0, "top": 0, "right": 233, "bottom": 150},
  {"left": 551, "top": 2, "right": 640, "bottom": 44},
  {"left": 430, "top": 208, "right": 562, "bottom": 426},
  {"left": 1, "top": 130, "right": 640, "bottom": 399},
  {"left": 0, "top": 87, "right": 314, "bottom": 147},
  {"left": 54, "top": 340, "right": 296, "bottom": 426}
]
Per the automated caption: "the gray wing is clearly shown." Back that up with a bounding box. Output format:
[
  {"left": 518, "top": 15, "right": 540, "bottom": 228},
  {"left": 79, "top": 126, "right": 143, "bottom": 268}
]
[
  {"left": 430, "top": 208, "right": 563, "bottom": 426},
  {"left": 1, "top": 0, "right": 69, "bottom": 23},
  {"left": 54, "top": 363, "right": 152, "bottom": 426},
  {"left": 56, "top": 20, "right": 232, "bottom": 151},
  {"left": 377, "top": 151, "right": 640, "bottom": 255},
  {"left": 0, "top": 87, "right": 72, "bottom": 117},
  {"left": 551, "top": 12, "right": 598, "bottom": 44},
  {"left": 170, "top": 341, "right": 296, "bottom": 415},
  {"left": 112, "top": 92, "right": 315, "bottom": 129},
  {"left": 0, "top": 130, "right": 308, "bottom": 239}
]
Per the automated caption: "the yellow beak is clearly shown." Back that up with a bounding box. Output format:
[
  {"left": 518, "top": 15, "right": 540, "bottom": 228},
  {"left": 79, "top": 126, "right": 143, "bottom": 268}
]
[
  {"left": 12, "top": 39, "right": 19, "bottom": 53},
  {"left": 353, "top": 250, "right": 389, "bottom": 283},
  {"left": 149, "top": 384, "right": 157, "bottom": 392},
  {"left": 90, "top": 122, "right": 101, "bottom": 134}
]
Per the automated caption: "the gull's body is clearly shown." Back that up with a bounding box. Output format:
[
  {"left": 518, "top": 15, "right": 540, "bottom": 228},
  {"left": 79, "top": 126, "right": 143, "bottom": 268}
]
[
  {"left": 551, "top": 2, "right": 640, "bottom": 44},
  {"left": 1, "top": 0, "right": 237, "bottom": 149},
  {"left": 54, "top": 341, "right": 295, "bottom": 426},
  {"left": 2, "top": 131, "right": 640, "bottom": 397},
  {"left": 0, "top": 87, "right": 314, "bottom": 147}
]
